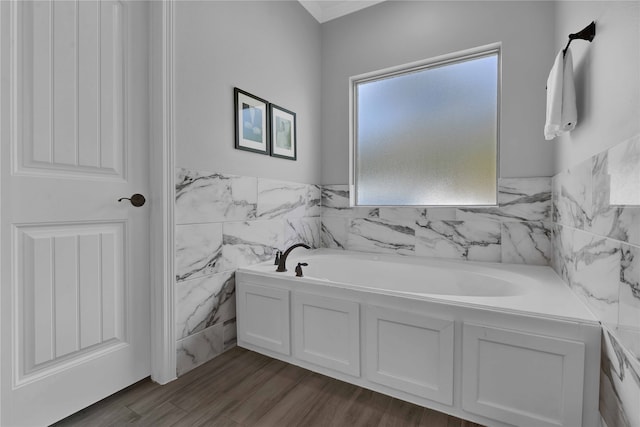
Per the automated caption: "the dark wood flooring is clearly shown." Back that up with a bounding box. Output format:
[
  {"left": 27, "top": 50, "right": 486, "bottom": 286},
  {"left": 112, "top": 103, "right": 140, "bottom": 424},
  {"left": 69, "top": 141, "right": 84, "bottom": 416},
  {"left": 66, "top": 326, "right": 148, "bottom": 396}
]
[{"left": 53, "top": 347, "right": 484, "bottom": 427}]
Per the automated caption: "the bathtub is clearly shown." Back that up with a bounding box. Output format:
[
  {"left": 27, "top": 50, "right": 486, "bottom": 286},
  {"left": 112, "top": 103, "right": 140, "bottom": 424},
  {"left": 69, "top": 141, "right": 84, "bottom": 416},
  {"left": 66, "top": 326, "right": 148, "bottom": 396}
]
[{"left": 236, "top": 249, "right": 601, "bottom": 427}]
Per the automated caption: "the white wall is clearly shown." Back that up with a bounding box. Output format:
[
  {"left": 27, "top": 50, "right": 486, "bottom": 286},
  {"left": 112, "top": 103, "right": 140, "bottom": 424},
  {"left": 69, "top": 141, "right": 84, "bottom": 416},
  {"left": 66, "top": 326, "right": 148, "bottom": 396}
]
[
  {"left": 175, "top": 1, "right": 322, "bottom": 184},
  {"left": 553, "top": 1, "right": 640, "bottom": 173},
  {"left": 320, "top": 1, "right": 557, "bottom": 184}
]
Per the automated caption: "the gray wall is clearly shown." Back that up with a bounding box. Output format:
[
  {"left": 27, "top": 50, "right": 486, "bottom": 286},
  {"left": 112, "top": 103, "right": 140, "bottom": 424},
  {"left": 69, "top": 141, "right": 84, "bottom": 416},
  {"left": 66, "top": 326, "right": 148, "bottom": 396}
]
[
  {"left": 175, "top": 1, "right": 322, "bottom": 184},
  {"left": 553, "top": 1, "right": 640, "bottom": 173},
  {"left": 320, "top": 1, "right": 557, "bottom": 184}
]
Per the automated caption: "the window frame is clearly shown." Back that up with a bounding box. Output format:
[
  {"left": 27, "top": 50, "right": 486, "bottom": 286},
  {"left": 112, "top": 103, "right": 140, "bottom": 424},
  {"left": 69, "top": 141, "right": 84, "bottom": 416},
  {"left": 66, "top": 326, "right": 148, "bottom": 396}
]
[{"left": 349, "top": 43, "right": 502, "bottom": 207}]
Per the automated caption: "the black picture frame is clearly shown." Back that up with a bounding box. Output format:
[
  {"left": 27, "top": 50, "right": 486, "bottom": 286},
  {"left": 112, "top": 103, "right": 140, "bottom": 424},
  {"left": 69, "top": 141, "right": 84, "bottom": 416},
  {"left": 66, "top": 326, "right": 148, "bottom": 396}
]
[
  {"left": 234, "top": 87, "right": 270, "bottom": 155},
  {"left": 269, "top": 104, "right": 297, "bottom": 160}
]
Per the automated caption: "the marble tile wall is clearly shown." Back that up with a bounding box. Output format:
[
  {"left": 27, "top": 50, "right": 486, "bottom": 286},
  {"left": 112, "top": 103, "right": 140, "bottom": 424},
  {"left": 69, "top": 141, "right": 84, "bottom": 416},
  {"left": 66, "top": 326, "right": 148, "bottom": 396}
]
[
  {"left": 321, "top": 177, "right": 552, "bottom": 265},
  {"left": 175, "top": 168, "right": 321, "bottom": 375},
  {"left": 551, "top": 135, "right": 640, "bottom": 427}
]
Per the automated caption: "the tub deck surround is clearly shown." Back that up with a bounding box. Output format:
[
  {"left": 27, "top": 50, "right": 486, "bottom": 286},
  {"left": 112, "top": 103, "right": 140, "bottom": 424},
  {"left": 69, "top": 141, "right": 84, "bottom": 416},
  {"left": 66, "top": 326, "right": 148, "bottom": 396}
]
[
  {"left": 321, "top": 177, "right": 552, "bottom": 265},
  {"left": 551, "top": 135, "right": 640, "bottom": 427},
  {"left": 240, "top": 249, "right": 597, "bottom": 323},
  {"left": 236, "top": 249, "right": 600, "bottom": 427}
]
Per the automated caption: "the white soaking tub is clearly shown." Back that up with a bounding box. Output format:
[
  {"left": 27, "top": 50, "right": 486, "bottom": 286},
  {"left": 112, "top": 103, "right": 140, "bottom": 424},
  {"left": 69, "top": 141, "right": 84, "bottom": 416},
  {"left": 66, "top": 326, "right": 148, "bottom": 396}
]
[{"left": 236, "top": 249, "right": 601, "bottom": 427}]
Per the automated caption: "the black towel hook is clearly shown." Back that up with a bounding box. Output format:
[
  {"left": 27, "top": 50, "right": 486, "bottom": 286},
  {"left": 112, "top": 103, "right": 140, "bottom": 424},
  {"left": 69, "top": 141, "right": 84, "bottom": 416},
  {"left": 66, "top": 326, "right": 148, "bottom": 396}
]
[{"left": 563, "top": 21, "right": 596, "bottom": 56}]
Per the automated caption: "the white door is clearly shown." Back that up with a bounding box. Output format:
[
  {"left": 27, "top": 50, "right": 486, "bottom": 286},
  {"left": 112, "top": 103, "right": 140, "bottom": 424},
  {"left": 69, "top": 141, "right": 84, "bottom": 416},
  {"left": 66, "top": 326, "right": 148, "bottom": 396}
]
[{"left": 0, "top": 1, "right": 151, "bottom": 425}]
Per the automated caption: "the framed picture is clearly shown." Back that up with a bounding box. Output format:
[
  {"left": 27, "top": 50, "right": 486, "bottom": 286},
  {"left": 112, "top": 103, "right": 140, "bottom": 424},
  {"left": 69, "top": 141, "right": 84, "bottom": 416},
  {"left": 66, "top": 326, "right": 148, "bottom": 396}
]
[
  {"left": 234, "top": 87, "right": 270, "bottom": 155},
  {"left": 269, "top": 104, "right": 297, "bottom": 160}
]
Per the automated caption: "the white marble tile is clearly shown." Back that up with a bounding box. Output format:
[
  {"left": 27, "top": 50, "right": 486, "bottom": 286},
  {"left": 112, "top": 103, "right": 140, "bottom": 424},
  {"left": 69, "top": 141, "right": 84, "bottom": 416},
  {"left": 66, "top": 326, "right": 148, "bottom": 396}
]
[
  {"left": 222, "top": 220, "right": 283, "bottom": 270},
  {"left": 553, "top": 160, "right": 592, "bottom": 230},
  {"left": 307, "top": 185, "right": 322, "bottom": 217},
  {"left": 618, "top": 243, "right": 640, "bottom": 361},
  {"left": 321, "top": 185, "right": 378, "bottom": 218},
  {"left": 501, "top": 222, "right": 550, "bottom": 266},
  {"left": 600, "top": 328, "right": 640, "bottom": 427},
  {"left": 176, "top": 271, "right": 234, "bottom": 340},
  {"left": 176, "top": 323, "right": 223, "bottom": 376},
  {"left": 176, "top": 223, "right": 223, "bottom": 282},
  {"left": 223, "top": 319, "right": 237, "bottom": 351},
  {"left": 457, "top": 177, "right": 551, "bottom": 222},
  {"left": 415, "top": 220, "right": 501, "bottom": 262},
  {"left": 590, "top": 150, "right": 640, "bottom": 246},
  {"left": 569, "top": 230, "right": 620, "bottom": 327},
  {"left": 425, "top": 208, "right": 457, "bottom": 220},
  {"left": 608, "top": 135, "right": 640, "bottom": 207},
  {"left": 257, "top": 179, "right": 308, "bottom": 219},
  {"left": 321, "top": 184, "right": 349, "bottom": 209},
  {"left": 285, "top": 217, "right": 322, "bottom": 249},
  {"left": 321, "top": 217, "right": 349, "bottom": 249},
  {"left": 378, "top": 207, "right": 427, "bottom": 222},
  {"left": 347, "top": 218, "right": 415, "bottom": 255},
  {"left": 175, "top": 168, "right": 257, "bottom": 224},
  {"left": 551, "top": 223, "right": 574, "bottom": 284}
]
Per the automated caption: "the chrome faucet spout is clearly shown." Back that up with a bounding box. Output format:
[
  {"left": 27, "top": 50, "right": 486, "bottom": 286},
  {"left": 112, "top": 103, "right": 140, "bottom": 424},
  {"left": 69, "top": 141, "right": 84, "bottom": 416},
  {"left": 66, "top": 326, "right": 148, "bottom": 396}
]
[{"left": 276, "top": 243, "right": 311, "bottom": 272}]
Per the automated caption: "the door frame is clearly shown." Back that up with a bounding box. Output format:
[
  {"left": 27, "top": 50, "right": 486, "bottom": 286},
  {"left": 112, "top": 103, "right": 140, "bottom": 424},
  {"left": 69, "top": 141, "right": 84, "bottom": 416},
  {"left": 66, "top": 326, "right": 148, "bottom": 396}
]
[{"left": 149, "top": 0, "right": 177, "bottom": 385}]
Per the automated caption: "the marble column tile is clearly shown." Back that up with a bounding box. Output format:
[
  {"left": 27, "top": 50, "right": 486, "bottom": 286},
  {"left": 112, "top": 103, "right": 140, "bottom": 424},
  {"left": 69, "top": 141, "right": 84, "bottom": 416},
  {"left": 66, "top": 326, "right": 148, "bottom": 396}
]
[
  {"left": 456, "top": 177, "right": 551, "bottom": 223},
  {"left": 415, "top": 220, "right": 501, "bottom": 262},
  {"left": 176, "top": 323, "right": 223, "bottom": 376},
  {"left": 618, "top": 243, "right": 640, "bottom": 361},
  {"left": 590, "top": 150, "right": 640, "bottom": 246},
  {"left": 306, "top": 185, "right": 322, "bottom": 217},
  {"left": 347, "top": 218, "right": 415, "bottom": 255},
  {"left": 176, "top": 271, "right": 234, "bottom": 340},
  {"left": 378, "top": 207, "right": 427, "bottom": 222},
  {"left": 222, "top": 220, "right": 283, "bottom": 270},
  {"left": 176, "top": 223, "right": 223, "bottom": 282},
  {"left": 552, "top": 159, "right": 592, "bottom": 230},
  {"left": 285, "top": 217, "right": 322, "bottom": 249},
  {"left": 223, "top": 318, "right": 237, "bottom": 351},
  {"left": 257, "top": 179, "right": 308, "bottom": 219},
  {"left": 321, "top": 217, "right": 349, "bottom": 249},
  {"left": 570, "top": 230, "right": 621, "bottom": 327},
  {"left": 501, "top": 221, "right": 550, "bottom": 266},
  {"left": 600, "top": 328, "right": 640, "bottom": 427},
  {"left": 175, "top": 168, "right": 257, "bottom": 224}
]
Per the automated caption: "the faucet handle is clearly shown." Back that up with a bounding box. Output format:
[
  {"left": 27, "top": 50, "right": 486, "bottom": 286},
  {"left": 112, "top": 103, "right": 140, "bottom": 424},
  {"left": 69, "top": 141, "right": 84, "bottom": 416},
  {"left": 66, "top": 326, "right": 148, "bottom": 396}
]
[
  {"left": 295, "top": 262, "right": 309, "bottom": 277},
  {"left": 274, "top": 250, "right": 282, "bottom": 265}
]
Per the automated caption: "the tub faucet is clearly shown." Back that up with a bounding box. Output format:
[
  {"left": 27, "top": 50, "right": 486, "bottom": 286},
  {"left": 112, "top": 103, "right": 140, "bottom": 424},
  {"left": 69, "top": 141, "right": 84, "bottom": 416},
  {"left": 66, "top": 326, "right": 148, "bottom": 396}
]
[{"left": 276, "top": 243, "right": 310, "bottom": 272}]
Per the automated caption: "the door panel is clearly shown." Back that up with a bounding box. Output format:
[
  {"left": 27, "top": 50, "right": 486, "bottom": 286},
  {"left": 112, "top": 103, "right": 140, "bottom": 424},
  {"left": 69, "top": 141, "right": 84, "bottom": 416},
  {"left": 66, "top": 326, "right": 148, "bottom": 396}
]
[
  {"left": 17, "top": 222, "right": 126, "bottom": 376},
  {"left": 1, "top": 1, "right": 150, "bottom": 425},
  {"left": 17, "top": 0, "right": 125, "bottom": 178}
]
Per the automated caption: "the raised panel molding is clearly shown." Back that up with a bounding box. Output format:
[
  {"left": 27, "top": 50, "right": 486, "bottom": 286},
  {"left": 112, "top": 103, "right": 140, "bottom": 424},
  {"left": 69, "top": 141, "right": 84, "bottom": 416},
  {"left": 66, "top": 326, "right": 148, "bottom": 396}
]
[
  {"left": 293, "top": 292, "right": 360, "bottom": 377},
  {"left": 365, "top": 306, "right": 454, "bottom": 405},
  {"left": 237, "top": 282, "right": 290, "bottom": 355},
  {"left": 14, "top": 221, "right": 127, "bottom": 385},
  {"left": 462, "top": 323, "right": 585, "bottom": 427},
  {"left": 13, "top": 0, "right": 126, "bottom": 179}
]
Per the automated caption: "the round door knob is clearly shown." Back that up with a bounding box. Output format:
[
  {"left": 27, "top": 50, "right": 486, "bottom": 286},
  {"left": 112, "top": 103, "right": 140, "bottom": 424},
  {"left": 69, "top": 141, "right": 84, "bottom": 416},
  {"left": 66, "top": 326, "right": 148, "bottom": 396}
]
[{"left": 118, "top": 193, "right": 146, "bottom": 207}]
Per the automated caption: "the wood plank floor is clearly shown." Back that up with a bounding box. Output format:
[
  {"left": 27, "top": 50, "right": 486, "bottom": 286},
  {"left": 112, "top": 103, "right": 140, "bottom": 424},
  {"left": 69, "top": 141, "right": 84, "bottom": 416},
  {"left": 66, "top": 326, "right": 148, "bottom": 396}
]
[{"left": 53, "top": 347, "right": 485, "bottom": 427}]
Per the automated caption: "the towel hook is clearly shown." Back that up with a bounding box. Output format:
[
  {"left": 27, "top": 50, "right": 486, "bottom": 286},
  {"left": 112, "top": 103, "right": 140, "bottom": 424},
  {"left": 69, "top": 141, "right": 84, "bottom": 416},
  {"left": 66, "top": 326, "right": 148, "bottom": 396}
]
[{"left": 563, "top": 21, "right": 596, "bottom": 56}]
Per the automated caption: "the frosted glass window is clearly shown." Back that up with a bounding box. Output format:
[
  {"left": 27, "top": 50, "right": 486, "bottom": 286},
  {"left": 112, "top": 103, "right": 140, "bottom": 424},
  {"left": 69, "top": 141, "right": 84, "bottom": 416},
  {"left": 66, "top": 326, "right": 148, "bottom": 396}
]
[{"left": 351, "top": 47, "right": 499, "bottom": 206}]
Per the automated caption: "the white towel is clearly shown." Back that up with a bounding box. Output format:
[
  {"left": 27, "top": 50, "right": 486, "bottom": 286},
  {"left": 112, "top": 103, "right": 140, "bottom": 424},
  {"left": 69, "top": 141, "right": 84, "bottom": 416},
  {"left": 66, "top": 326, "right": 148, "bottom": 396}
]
[{"left": 544, "top": 48, "right": 577, "bottom": 140}]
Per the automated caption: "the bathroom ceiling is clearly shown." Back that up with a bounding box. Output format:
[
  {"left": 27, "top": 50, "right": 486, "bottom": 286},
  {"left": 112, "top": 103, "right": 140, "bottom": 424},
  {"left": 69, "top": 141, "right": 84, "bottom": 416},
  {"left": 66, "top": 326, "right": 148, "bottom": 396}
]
[{"left": 298, "top": 0, "right": 387, "bottom": 23}]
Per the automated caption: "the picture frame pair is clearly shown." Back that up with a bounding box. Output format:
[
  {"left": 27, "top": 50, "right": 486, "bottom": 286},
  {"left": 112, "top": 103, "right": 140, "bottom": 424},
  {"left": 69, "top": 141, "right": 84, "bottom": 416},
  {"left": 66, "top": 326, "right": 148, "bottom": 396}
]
[{"left": 234, "top": 87, "right": 297, "bottom": 160}]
